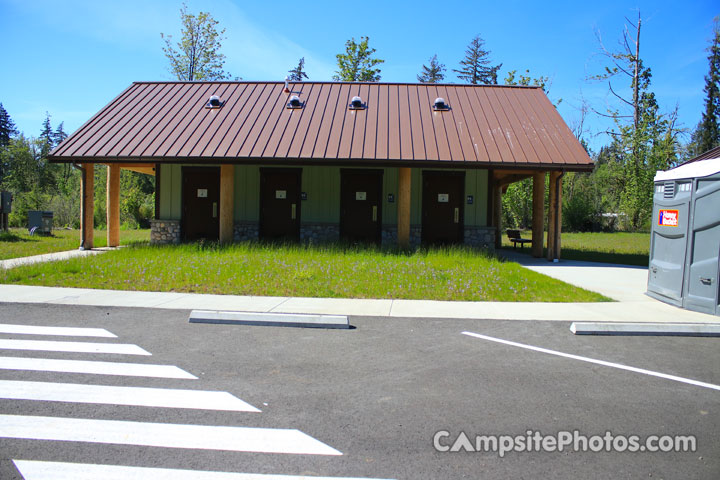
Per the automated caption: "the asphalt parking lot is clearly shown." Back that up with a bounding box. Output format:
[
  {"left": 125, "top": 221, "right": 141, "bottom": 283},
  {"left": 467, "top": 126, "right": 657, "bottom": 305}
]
[{"left": 0, "top": 302, "right": 718, "bottom": 479}]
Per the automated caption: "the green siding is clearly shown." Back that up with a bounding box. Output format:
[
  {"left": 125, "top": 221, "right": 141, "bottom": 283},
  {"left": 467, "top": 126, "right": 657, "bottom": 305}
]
[
  {"left": 234, "top": 165, "right": 259, "bottom": 221},
  {"left": 159, "top": 164, "right": 489, "bottom": 227},
  {"left": 464, "top": 169, "right": 488, "bottom": 227},
  {"left": 383, "top": 168, "right": 398, "bottom": 224},
  {"left": 159, "top": 164, "right": 182, "bottom": 220},
  {"left": 301, "top": 167, "right": 341, "bottom": 223}
]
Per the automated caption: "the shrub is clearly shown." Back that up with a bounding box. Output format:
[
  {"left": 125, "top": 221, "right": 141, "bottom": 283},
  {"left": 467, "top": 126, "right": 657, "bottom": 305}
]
[{"left": 563, "top": 193, "right": 599, "bottom": 232}]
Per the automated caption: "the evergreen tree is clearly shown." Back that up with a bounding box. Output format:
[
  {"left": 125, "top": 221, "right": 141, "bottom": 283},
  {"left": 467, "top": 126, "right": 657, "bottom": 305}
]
[
  {"left": 288, "top": 57, "right": 309, "bottom": 82},
  {"left": 453, "top": 35, "right": 502, "bottom": 85},
  {"left": 333, "top": 36, "right": 384, "bottom": 82},
  {"left": 161, "top": 3, "right": 232, "bottom": 81},
  {"left": 694, "top": 18, "right": 720, "bottom": 155},
  {"left": 417, "top": 55, "right": 446, "bottom": 83},
  {"left": 53, "top": 122, "right": 68, "bottom": 146},
  {"left": 53, "top": 122, "right": 72, "bottom": 192},
  {"left": 39, "top": 113, "right": 54, "bottom": 158},
  {"left": 0, "top": 103, "right": 18, "bottom": 148}
]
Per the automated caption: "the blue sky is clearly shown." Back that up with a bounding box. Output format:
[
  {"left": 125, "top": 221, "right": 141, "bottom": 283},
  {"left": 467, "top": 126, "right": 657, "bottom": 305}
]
[{"left": 1, "top": 0, "right": 717, "bottom": 153}]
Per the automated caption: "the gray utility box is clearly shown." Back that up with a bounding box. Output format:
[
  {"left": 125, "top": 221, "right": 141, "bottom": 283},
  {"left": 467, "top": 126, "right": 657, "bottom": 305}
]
[
  {"left": 647, "top": 157, "right": 720, "bottom": 316},
  {"left": 0, "top": 191, "right": 11, "bottom": 213},
  {"left": 28, "top": 210, "right": 53, "bottom": 235}
]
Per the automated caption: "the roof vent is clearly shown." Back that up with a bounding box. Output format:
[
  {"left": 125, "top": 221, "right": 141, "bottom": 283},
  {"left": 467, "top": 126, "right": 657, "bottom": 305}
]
[
  {"left": 284, "top": 76, "right": 291, "bottom": 94},
  {"left": 349, "top": 96, "right": 365, "bottom": 110},
  {"left": 433, "top": 97, "right": 449, "bottom": 111},
  {"left": 286, "top": 95, "right": 303, "bottom": 109},
  {"left": 206, "top": 95, "right": 223, "bottom": 109}
]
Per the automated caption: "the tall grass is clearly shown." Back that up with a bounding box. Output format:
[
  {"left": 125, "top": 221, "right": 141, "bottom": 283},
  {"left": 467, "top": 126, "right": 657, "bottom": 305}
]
[{"left": 0, "top": 242, "right": 609, "bottom": 302}]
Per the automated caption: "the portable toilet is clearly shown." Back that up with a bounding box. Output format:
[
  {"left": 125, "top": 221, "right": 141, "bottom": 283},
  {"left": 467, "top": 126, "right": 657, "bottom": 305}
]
[{"left": 647, "top": 156, "right": 720, "bottom": 316}]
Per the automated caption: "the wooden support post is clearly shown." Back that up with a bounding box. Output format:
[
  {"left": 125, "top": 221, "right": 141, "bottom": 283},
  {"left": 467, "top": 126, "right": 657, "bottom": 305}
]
[
  {"left": 492, "top": 179, "right": 502, "bottom": 249},
  {"left": 556, "top": 174, "right": 563, "bottom": 259},
  {"left": 80, "top": 164, "right": 94, "bottom": 250},
  {"left": 219, "top": 164, "right": 235, "bottom": 244},
  {"left": 547, "top": 171, "right": 563, "bottom": 261},
  {"left": 531, "top": 171, "right": 545, "bottom": 258},
  {"left": 397, "top": 167, "right": 411, "bottom": 249},
  {"left": 154, "top": 163, "right": 161, "bottom": 220},
  {"left": 106, "top": 165, "right": 120, "bottom": 247}
]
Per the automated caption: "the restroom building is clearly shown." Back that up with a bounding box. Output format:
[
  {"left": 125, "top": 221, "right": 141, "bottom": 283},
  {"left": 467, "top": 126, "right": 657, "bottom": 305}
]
[{"left": 49, "top": 81, "right": 593, "bottom": 258}]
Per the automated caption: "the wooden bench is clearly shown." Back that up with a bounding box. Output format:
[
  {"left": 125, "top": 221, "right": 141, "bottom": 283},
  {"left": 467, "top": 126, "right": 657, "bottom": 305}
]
[{"left": 506, "top": 229, "right": 532, "bottom": 249}]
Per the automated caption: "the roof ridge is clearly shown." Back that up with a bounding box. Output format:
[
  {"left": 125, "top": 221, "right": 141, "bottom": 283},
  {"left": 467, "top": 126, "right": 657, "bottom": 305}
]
[{"left": 131, "top": 80, "right": 541, "bottom": 89}]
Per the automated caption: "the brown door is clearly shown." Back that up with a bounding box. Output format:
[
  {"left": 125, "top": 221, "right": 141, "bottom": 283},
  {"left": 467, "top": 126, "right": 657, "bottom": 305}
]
[
  {"left": 260, "top": 169, "right": 301, "bottom": 241},
  {"left": 181, "top": 167, "right": 220, "bottom": 241},
  {"left": 422, "top": 171, "right": 464, "bottom": 245},
  {"left": 340, "top": 169, "right": 383, "bottom": 245}
]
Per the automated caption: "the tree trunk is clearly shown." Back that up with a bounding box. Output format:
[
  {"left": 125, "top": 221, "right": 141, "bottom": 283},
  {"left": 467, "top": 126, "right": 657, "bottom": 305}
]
[{"left": 633, "top": 14, "right": 641, "bottom": 131}]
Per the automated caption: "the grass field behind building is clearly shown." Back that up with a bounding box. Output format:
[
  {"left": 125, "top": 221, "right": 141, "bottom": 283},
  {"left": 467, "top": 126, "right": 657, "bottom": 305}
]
[{"left": 501, "top": 231, "right": 650, "bottom": 266}]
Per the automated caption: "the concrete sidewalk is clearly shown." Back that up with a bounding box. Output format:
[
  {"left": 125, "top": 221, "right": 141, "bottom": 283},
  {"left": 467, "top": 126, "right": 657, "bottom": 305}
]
[
  {"left": 0, "top": 247, "right": 118, "bottom": 270},
  {"left": 0, "top": 248, "right": 717, "bottom": 324},
  {"left": 499, "top": 249, "right": 651, "bottom": 303},
  {"left": 0, "top": 284, "right": 716, "bottom": 324}
]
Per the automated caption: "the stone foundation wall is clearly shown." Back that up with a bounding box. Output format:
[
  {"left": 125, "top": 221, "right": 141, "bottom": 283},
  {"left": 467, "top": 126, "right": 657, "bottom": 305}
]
[
  {"left": 156, "top": 218, "right": 495, "bottom": 250},
  {"left": 234, "top": 222, "right": 259, "bottom": 242},
  {"left": 150, "top": 219, "right": 181, "bottom": 245},
  {"left": 300, "top": 223, "right": 340, "bottom": 244},
  {"left": 381, "top": 225, "right": 421, "bottom": 248},
  {"left": 381, "top": 225, "right": 495, "bottom": 250},
  {"left": 464, "top": 226, "right": 496, "bottom": 250}
]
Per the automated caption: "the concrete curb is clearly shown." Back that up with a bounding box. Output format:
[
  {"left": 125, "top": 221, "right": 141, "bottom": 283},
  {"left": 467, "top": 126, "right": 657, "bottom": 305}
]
[
  {"left": 188, "top": 310, "right": 350, "bottom": 329},
  {"left": 570, "top": 322, "right": 720, "bottom": 337}
]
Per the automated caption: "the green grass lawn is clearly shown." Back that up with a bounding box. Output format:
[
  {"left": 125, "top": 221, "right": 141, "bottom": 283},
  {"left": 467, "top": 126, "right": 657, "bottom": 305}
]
[
  {"left": 0, "top": 242, "right": 609, "bottom": 302},
  {"left": 501, "top": 231, "right": 650, "bottom": 266},
  {"left": 0, "top": 228, "right": 150, "bottom": 260}
]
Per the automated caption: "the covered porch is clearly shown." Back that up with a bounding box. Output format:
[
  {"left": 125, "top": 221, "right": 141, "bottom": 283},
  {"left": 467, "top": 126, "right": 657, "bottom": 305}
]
[
  {"left": 80, "top": 160, "right": 564, "bottom": 261},
  {"left": 76, "top": 163, "right": 155, "bottom": 250}
]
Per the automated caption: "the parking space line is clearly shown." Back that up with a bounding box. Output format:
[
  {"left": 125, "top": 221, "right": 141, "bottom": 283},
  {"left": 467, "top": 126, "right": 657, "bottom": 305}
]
[
  {"left": 0, "top": 339, "right": 151, "bottom": 355},
  {"left": 0, "top": 380, "right": 260, "bottom": 412},
  {"left": 13, "top": 460, "right": 396, "bottom": 480},
  {"left": 0, "top": 415, "right": 342, "bottom": 455},
  {"left": 0, "top": 324, "right": 116, "bottom": 338},
  {"left": 0, "top": 356, "right": 197, "bottom": 379},
  {"left": 462, "top": 331, "right": 720, "bottom": 392}
]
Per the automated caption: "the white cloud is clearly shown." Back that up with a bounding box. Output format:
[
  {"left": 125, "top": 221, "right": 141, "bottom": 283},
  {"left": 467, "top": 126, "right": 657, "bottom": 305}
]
[{"left": 205, "top": 0, "right": 335, "bottom": 80}]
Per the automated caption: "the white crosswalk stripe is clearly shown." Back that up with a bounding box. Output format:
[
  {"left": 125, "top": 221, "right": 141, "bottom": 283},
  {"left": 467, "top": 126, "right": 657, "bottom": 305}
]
[
  {"left": 12, "top": 460, "right": 396, "bottom": 480},
  {"left": 0, "top": 380, "right": 260, "bottom": 412},
  {"left": 0, "top": 323, "right": 391, "bottom": 478},
  {"left": 0, "top": 356, "right": 197, "bottom": 379},
  {"left": 0, "top": 339, "right": 151, "bottom": 355},
  {"left": 0, "top": 415, "right": 342, "bottom": 455},
  {"left": 0, "top": 323, "right": 116, "bottom": 338}
]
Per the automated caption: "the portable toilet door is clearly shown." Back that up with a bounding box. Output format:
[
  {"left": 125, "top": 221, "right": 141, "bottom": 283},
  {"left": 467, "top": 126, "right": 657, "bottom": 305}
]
[
  {"left": 646, "top": 175, "right": 692, "bottom": 306},
  {"left": 682, "top": 166, "right": 720, "bottom": 316}
]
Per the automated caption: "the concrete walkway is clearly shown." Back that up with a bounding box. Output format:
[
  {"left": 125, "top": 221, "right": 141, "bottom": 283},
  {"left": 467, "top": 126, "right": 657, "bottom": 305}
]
[
  {"left": 499, "top": 249, "right": 650, "bottom": 302},
  {"left": 0, "top": 247, "right": 118, "bottom": 270},
  {"left": 0, "top": 248, "right": 717, "bottom": 324}
]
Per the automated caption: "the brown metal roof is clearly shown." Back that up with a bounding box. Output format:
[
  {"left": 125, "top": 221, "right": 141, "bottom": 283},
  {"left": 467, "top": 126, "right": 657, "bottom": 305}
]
[
  {"left": 683, "top": 145, "right": 720, "bottom": 164},
  {"left": 49, "top": 81, "right": 593, "bottom": 171}
]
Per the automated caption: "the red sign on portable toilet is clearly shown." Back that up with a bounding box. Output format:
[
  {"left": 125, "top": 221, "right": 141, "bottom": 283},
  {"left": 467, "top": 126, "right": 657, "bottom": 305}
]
[{"left": 658, "top": 209, "right": 679, "bottom": 227}]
